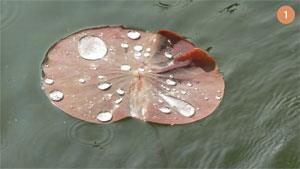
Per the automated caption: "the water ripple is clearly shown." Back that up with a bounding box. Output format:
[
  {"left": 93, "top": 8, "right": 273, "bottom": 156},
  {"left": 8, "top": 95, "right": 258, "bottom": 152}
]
[
  {"left": 68, "top": 121, "right": 114, "bottom": 148},
  {"left": 154, "top": 0, "right": 193, "bottom": 9},
  {"left": 0, "top": 0, "right": 21, "bottom": 31}
]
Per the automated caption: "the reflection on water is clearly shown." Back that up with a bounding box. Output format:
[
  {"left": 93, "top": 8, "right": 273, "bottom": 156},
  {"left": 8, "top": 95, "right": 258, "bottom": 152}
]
[{"left": 1, "top": 0, "right": 299, "bottom": 168}]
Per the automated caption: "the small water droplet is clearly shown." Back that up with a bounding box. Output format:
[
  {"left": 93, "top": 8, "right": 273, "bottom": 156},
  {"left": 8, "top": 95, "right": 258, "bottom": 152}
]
[
  {"left": 103, "top": 93, "right": 112, "bottom": 101},
  {"left": 96, "top": 111, "right": 112, "bottom": 122},
  {"left": 97, "top": 82, "right": 112, "bottom": 90},
  {"left": 116, "top": 88, "right": 125, "bottom": 96},
  {"left": 169, "top": 74, "right": 174, "bottom": 78},
  {"left": 158, "top": 99, "right": 163, "bottom": 103},
  {"left": 146, "top": 48, "right": 151, "bottom": 52},
  {"left": 187, "top": 82, "right": 192, "bottom": 87},
  {"left": 215, "top": 96, "right": 222, "bottom": 100},
  {"left": 180, "top": 90, "right": 187, "bottom": 95},
  {"left": 127, "top": 31, "right": 140, "bottom": 40},
  {"left": 134, "top": 52, "right": 142, "bottom": 57},
  {"left": 204, "top": 97, "right": 209, "bottom": 100},
  {"left": 121, "top": 42, "right": 129, "bottom": 48},
  {"left": 78, "top": 36, "right": 107, "bottom": 60},
  {"left": 133, "top": 45, "right": 143, "bottom": 52},
  {"left": 164, "top": 52, "right": 173, "bottom": 59},
  {"left": 159, "top": 107, "right": 171, "bottom": 113},
  {"left": 97, "top": 75, "right": 105, "bottom": 79},
  {"left": 120, "top": 64, "right": 131, "bottom": 71},
  {"left": 49, "top": 90, "right": 64, "bottom": 101},
  {"left": 44, "top": 78, "right": 54, "bottom": 85},
  {"left": 166, "top": 79, "right": 177, "bottom": 86},
  {"left": 159, "top": 94, "right": 195, "bottom": 117},
  {"left": 115, "top": 97, "right": 123, "bottom": 104},
  {"left": 138, "top": 67, "right": 145, "bottom": 72},
  {"left": 89, "top": 64, "right": 97, "bottom": 70},
  {"left": 143, "top": 52, "right": 150, "bottom": 57},
  {"left": 78, "top": 78, "right": 86, "bottom": 83}
]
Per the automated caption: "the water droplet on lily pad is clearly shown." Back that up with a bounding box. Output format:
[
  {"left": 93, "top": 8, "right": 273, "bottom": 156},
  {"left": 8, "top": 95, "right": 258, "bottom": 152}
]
[
  {"left": 134, "top": 45, "right": 143, "bottom": 52},
  {"left": 164, "top": 51, "right": 173, "bottom": 59},
  {"left": 97, "top": 111, "right": 112, "bottom": 122},
  {"left": 116, "top": 88, "right": 125, "bottom": 96},
  {"left": 44, "top": 78, "right": 54, "bottom": 85},
  {"left": 159, "top": 107, "right": 171, "bottom": 114},
  {"left": 121, "top": 42, "right": 129, "bottom": 48},
  {"left": 166, "top": 79, "right": 177, "bottom": 86},
  {"left": 120, "top": 64, "right": 131, "bottom": 71},
  {"left": 97, "top": 82, "right": 112, "bottom": 90},
  {"left": 127, "top": 31, "right": 141, "bottom": 40},
  {"left": 159, "top": 94, "right": 195, "bottom": 117},
  {"left": 49, "top": 90, "right": 64, "bottom": 101},
  {"left": 78, "top": 36, "right": 107, "bottom": 60}
]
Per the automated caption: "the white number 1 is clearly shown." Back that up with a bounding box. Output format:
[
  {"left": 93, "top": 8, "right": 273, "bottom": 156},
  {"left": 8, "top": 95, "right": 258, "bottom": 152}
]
[{"left": 284, "top": 10, "right": 288, "bottom": 19}]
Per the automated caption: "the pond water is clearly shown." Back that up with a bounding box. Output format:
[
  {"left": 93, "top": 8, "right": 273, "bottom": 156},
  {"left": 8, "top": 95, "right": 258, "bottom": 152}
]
[{"left": 1, "top": 0, "right": 299, "bottom": 168}]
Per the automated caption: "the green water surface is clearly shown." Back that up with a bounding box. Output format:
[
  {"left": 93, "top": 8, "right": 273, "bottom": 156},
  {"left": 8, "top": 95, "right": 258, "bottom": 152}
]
[{"left": 1, "top": 0, "right": 300, "bottom": 168}]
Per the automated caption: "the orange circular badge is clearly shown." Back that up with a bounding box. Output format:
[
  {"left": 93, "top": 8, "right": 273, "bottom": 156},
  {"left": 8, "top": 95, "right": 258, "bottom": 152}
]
[{"left": 277, "top": 5, "right": 296, "bottom": 25}]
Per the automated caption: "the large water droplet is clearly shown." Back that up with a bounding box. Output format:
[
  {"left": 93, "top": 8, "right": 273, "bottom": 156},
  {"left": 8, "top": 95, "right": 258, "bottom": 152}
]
[
  {"left": 44, "top": 78, "right": 54, "bottom": 85},
  {"left": 49, "top": 90, "right": 64, "bottom": 101},
  {"left": 78, "top": 36, "right": 107, "bottom": 60},
  {"left": 166, "top": 79, "right": 177, "bottom": 86},
  {"left": 159, "top": 107, "right": 171, "bottom": 114},
  {"left": 133, "top": 45, "right": 143, "bottom": 52},
  {"left": 96, "top": 111, "right": 112, "bottom": 122},
  {"left": 127, "top": 31, "right": 141, "bottom": 40},
  {"left": 97, "top": 82, "right": 112, "bottom": 90},
  {"left": 159, "top": 94, "right": 195, "bottom": 117},
  {"left": 120, "top": 64, "right": 131, "bottom": 71}
]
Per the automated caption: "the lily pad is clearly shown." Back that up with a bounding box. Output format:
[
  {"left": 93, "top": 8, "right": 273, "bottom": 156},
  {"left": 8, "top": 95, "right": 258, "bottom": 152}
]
[{"left": 41, "top": 26, "right": 224, "bottom": 125}]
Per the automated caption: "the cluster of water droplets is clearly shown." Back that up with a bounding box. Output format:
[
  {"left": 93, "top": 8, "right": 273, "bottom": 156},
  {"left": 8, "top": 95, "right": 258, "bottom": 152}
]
[{"left": 44, "top": 28, "right": 223, "bottom": 123}]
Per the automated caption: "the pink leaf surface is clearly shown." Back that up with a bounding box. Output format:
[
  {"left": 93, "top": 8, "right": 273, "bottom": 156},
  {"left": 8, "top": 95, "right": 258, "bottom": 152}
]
[{"left": 41, "top": 26, "right": 224, "bottom": 125}]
